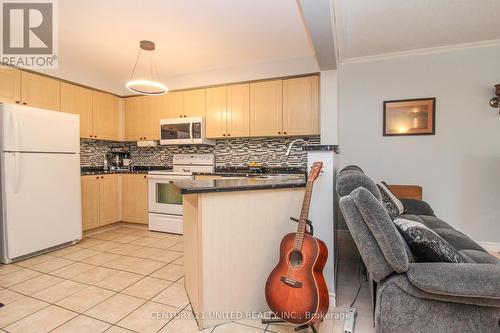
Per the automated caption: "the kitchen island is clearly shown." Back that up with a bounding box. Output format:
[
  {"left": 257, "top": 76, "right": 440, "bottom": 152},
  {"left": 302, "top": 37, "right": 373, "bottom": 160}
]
[{"left": 173, "top": 175, "right": 307, "bottom": 329}]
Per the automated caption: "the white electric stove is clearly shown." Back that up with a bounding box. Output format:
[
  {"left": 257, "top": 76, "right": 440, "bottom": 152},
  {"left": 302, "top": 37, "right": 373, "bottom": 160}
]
[{"left": 147, "top": 154, "right": 214, "bottom": 234}]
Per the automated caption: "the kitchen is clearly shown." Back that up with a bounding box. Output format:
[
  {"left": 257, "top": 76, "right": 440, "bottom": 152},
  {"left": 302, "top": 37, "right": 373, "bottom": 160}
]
[{"left": 0, "top": 1, "right": 340, "bottom": 332}]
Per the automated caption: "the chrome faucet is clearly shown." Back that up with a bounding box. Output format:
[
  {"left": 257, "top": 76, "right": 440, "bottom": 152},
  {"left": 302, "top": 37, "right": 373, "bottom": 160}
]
[{"left": 285, "top": 139, "right": 308, "bottom": 157}]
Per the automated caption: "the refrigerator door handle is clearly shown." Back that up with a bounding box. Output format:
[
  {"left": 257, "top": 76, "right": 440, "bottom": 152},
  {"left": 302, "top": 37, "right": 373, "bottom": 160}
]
[
  {"left": 12, "top": 113, "right": 21, "bottom": 193},
  {"left": 14, "top": 152, "right": 21, "bottom": 194},
  {"left": 11, "top": 111, "right": 20, "bottom": 152}
]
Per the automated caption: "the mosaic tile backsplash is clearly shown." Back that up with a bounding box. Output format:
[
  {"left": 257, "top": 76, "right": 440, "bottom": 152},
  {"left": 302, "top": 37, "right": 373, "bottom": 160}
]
[{"left": 80, "top": 136, "right": 320, "bottom": 168}]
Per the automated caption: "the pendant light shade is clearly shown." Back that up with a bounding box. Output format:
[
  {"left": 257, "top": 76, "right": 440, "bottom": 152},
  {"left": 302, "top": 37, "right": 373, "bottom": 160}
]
[{"left": 126, "top": 40, "right": 167, "bottom": 95}]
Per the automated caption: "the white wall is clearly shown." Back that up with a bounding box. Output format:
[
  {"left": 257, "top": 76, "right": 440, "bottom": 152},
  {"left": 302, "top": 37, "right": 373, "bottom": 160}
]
[
  {"left": 338, "top": 44, "right": 500, "bottom": 245},
  {"left": 320, "top": 69, "right": 338, "bottom": 144}
]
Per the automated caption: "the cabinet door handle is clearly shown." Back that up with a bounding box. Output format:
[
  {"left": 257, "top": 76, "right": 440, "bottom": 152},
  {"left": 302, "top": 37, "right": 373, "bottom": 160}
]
[
  {"left": 22, "top": 102, "right": 27, "bottom": 105},
  {"left": 15, "top": 101, "right": 20, "bottom": 104},
  {"left": 179, "top": 115, "right": 182, "bottom": 117},
  {"left": 283, "top": 132, "right": 287, "bottom": 135},
  {"left": 144, "top": 175, "right": 147, "bottom": 179},
  {"left": 101, "top": 176, "right": 104, "bottom": 179},
  {"left": 96, "top": 176, "right": 99, "bottom": 179},
  {"left": 222, "top": 134, "right": 226, "bottom": 136},
  {"left": 278, "top": 132, "right": 281, "bottom": 134},
  {"left": 227, "top": 133, "right": 230, "bottom": 136}
]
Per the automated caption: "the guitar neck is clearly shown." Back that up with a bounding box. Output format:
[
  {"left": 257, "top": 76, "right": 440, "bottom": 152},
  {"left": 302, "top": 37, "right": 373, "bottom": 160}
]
[{"left": 293, "top": 180, "right": 314, "bottom": 250}]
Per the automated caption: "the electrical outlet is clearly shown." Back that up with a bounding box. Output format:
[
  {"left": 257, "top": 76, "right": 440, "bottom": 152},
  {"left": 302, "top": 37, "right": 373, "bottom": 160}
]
[{"left": 343, "top": 307, "right": 357, "bottom": 333}]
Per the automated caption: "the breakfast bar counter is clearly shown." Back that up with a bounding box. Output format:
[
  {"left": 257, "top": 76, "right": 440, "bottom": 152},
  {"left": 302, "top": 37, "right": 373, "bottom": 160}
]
[
  {"left": 173, "top": 174, "right": 306, "bottom": 194},
  {"left": 173, "top": 176, "right": 306, "bottom": 329}
]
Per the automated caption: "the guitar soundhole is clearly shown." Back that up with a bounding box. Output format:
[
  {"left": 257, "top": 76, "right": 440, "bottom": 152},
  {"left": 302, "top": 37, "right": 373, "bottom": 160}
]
[{"left": 289, "top": 250, "right": 303, "bottom": 267}]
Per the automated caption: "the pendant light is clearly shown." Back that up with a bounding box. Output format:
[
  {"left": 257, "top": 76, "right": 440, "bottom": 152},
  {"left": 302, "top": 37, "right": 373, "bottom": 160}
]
[{"left": 126, "top": 40, "right": 168, "bottom": 95}]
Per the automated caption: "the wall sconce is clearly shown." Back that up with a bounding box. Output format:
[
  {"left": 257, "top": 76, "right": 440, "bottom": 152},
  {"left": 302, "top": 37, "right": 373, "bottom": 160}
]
[{"left": 490, "top": 84, "right": 500, "bottom": 112}]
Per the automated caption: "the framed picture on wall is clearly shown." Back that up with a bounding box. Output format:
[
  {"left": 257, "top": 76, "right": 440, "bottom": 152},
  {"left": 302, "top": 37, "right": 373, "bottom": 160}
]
[{"left": 383, "top": 97, "right": 436, "bottom": 136}]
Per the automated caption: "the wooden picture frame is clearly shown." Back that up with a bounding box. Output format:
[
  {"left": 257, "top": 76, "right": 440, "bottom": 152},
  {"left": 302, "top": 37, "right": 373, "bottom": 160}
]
[{"left": 383, "top": 98, "right": 436, "bottom": 136}]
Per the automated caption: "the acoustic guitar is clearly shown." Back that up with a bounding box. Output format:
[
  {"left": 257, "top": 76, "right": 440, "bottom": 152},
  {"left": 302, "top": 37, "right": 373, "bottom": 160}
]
[{"left": 265, "top": 161, "right": 329, "bottom": 326}]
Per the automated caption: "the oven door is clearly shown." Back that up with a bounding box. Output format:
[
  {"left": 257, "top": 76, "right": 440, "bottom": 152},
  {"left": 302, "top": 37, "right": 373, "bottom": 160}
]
[{"left": 148, "top": 175, "right": 189, "bottom": 215}]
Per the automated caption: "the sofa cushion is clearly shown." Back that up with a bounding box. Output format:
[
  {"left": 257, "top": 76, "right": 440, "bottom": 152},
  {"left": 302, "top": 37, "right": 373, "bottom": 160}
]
[
  {"left": 433, "top": 228, "right": 487, "bottom": 252},
  {"left": 406, "top": 263, "right": 500, "bottom": 299},
  {"left": 393, "top": 218, "right": 468, "bottom": 263},
  {"left": 402, "top": 214, "right": 452, "bottom": 230},
  {"left": 378, "top": 181, "right": 405, "bottom": 218},
  {"left": 459, "top": 250, "right": 500, "bottom": 264},
  {"left": 400, "top": 199, "right": 435, "bottom": 216},
  {"left": 351, "top": 187, "right": 409, "bottom": 273},
  {"left": 337, "top": 167, "right": 382, "bottom": 201}
]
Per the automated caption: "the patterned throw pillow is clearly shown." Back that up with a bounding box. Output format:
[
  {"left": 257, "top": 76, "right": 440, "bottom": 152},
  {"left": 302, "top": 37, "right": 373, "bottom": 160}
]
[
  {"left": 377, "top": 181, "right": 405, "bottom": 218},
  {"left": 393, "top": 218, "right": 468, "bottom": 263}
]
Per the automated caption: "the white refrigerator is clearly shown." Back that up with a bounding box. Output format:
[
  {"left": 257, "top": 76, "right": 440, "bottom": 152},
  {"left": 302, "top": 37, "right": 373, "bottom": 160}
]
[{"left": 0, "top": 103, "right": 82, "bottom": 263}]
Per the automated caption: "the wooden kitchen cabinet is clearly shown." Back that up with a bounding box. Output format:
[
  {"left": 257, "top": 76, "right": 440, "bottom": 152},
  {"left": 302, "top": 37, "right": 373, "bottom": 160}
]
[
  {"left": 226, "top": 84, "right": 250, "bottom": 137},
  {"left": 21, "top": 71, "right": 61, "bottom": 111},
  {"left": 250, "top": 79, "right": 283, "bottom": 137},
  {"left": 92, "top": 90, "right": 120, "bottom": 141},
  {"left": 125, "top": 95, "right": 161, "bottom": 141},
  {"left": 122, "top": 174, "right": 148, "bottom": 224},
  {"left": 99, "top": 174, "right": 120, "bottom": 225},
  {"left": 206, "top": 84, "right": 249, "bottom": 138},
  {"left": 81, "top": 174, "right": 119, "bottom": 230},
  {"left": 0, "top": 67, "right": 21, "bottom": 104},
  {"left": 81, "top": 176, "right": 100, "bottom": 231},
  {"left": 183, "top": 88, "right": 205, "bottom": 118},
  {"left": 160, "top": 91, "right": 184, "bottom": 119},
  {"left": 60, "top": 82, "right": 94, "bottom": 138},
  {"left": 282, "top": 76, "right": 319, "bottom": 135},
  {"left": 205, "top": 86, "right": 227, "bottom": 138}
]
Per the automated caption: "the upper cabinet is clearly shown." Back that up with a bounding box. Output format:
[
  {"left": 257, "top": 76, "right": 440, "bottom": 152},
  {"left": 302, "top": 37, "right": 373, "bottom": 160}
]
[
  {"left": 183, "top": 88, "right": 205, "bottom": 118},
  {"left": 282, "top": 76, "right": 319, "bottom": 136},
  {"left": 250, "top": 80, "right": 283, "bottom": 137},
  {"left": 92, "top": 91, "right": 120, "bottom": 141},
  {"left": 125, "top": 95, "right": 162, "bottom": 141},
  {"left": 60, "top": 82, "right": 93, "bottom": 138},
  {"left": 161, "top": 91, "right": 183, "bottom": 119},
  {"left": 226, "top": 84, "right": 250, "bottom": 138},
  {"left": 249, "top": 75, "right": 319, "bottom": 137},
  {"left": 205, "top": 86, "right": 227, "bottom": 138},
  {"left": 21, "top": 72, "right": 60, "bottom": 111},
  {"left": 0, "top": 67, "right": 21, "bottom": 104},
  {"left": 205, "top": 84, "right": 250, "bottom": 139}
]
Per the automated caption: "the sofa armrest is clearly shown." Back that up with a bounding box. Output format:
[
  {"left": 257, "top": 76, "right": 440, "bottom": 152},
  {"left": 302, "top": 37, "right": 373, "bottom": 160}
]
[
  {"left": 407, "top": 263, "right": 500, "bottom": 299},
  {"left": 400, "top": 198, "right": 435, "bottom": 216}
]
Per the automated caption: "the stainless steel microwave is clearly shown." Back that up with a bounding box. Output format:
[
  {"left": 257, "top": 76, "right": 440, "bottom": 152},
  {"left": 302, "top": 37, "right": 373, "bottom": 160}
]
[{"left": 159, "top": 117, "right": 215, "bottom": 145}]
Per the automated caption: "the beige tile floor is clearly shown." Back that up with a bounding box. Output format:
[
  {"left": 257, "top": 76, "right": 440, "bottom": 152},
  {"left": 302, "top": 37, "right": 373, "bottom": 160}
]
[{"left": 0, "top": 225, "right": 374, "bottom": 333}]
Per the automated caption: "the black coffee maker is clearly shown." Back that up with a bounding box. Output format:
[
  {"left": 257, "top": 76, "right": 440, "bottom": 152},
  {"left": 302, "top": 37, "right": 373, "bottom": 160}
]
[{"left": 106, "top": 147, "right": 131, "bottom": 171}]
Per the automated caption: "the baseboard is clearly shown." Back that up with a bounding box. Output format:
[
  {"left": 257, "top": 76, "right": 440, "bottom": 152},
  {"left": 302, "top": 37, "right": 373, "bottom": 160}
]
[
  {"left": 478, "top": 241, "right": 500, "bottom": 252},
  {"left": 329, "top": 292, "right": 336, "bottom": 310}
]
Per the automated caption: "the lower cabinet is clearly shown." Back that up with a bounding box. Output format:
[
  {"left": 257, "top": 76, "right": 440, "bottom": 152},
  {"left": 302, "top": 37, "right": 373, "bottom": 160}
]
[
  {"left": 81, "top": 174, "right": 120, "bottom": 231},
  {"left": 122, "top": 174, "right": 149, "bottom": 224}
]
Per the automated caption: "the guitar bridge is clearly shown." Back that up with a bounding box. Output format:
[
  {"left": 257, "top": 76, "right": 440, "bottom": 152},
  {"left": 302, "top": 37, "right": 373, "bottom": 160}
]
[{"left": 280, "top": 276, "right": 303, "bottom": 288}]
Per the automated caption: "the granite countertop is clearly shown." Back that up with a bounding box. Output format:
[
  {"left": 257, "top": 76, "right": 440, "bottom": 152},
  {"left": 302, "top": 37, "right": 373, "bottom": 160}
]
[
  {"left": 193, "top": 166, "right": 306, "bottom": 177},
  {"left": 173, "top": 174, "right": 306, "bottom": 194},
  {"left": 81, "top": 166, "right": 171, "bottom": 175}
]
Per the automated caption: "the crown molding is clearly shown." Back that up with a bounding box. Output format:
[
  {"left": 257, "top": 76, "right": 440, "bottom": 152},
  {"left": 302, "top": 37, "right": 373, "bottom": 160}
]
[{"left": 340, "top": 39, "right": 500, "bottom": 65}]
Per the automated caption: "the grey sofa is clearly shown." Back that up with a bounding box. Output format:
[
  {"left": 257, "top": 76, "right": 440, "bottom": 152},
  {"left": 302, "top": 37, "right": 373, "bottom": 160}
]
[{"left": 337, "top": 165, "right": 500, "bottom": 333}]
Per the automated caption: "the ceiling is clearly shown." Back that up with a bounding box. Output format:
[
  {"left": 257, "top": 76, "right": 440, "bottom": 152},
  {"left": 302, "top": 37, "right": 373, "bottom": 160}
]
[
  {"left": 45, "top": 0, "right": 316, "bottom": 95},
  {"left": 334, "top": 0, "right": 500, "bottom": 61}
]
